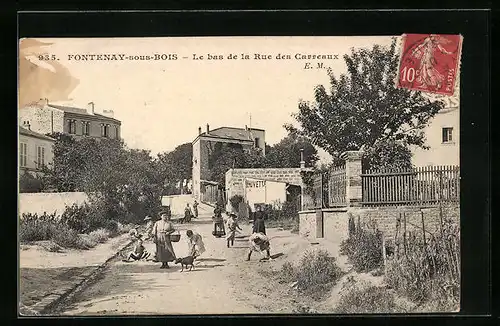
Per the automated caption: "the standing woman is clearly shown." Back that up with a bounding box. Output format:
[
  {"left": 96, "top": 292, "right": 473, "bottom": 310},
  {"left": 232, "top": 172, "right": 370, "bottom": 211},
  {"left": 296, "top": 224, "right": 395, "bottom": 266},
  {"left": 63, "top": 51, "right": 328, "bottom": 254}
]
[
  {"left": 193, "top": 200, "right": 199, "bottom": 218},
  {"left": 152, "top": 210, "right": 177, "bottom": 269}
]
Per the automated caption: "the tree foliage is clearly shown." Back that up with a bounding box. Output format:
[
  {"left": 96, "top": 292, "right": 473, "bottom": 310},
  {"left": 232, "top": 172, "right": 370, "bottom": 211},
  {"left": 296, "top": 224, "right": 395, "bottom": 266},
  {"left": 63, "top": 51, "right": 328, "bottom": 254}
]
[
  {"left": 265, "top": 131, "right": 319, "bottom": 168},
  {"left": 155, "top": 142, "right": 193, "bottom": 195},
  {"left": 41, "top": 133, "right": 163, "bottom": 222},
  {"left": 19, "top": 172, "right": 44, "bottom": 193},
  {"left": 285, "top": 38, "right": 444, "bottom": 170}
]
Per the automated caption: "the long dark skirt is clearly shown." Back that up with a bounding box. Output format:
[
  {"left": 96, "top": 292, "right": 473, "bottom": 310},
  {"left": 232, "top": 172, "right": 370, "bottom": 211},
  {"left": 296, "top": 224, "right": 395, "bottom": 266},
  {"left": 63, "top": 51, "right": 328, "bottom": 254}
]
[{"left": 156, "top": 233, "right": 176, "bottom": 262}]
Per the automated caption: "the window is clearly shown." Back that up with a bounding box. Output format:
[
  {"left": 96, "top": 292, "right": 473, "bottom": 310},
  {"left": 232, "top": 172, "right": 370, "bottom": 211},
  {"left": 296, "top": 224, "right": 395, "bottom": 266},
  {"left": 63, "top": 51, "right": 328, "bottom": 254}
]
[
  {"left": 442, "top": 127, "right": 453, "bottom": 143},
  {"left": 37, "top": 146, "right": 45, "bottom": 169},
  {"left": 101, "top": 124, "right": 110, "bottom": 137},
  {"left": 19, "top": 143, "right": 27, "bottom": 167},
  {"left": 68, "top": 119, "right": 77, "bottom": 134},
  {"left": 254, "top": 137, "right": 260, "bottom": 148},
  {"left": 82, "top": 121, "right": 90, "bottom": 136}
]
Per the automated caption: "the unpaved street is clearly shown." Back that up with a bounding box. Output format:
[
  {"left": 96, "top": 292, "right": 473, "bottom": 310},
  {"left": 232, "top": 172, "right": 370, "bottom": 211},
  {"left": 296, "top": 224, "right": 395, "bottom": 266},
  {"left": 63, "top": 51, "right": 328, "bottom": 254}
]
[
  {"left": 58, "top": 196, "right": 345, "bottom": 315},
  {"left": 60, "top": 214, "right": 260, "bottom": 315}
]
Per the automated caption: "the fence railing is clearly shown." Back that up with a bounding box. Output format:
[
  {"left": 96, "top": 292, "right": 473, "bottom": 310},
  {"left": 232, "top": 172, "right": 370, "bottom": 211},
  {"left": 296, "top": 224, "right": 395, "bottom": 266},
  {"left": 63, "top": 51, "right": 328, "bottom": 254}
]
[
  {"left": 306, "top": 165, "right": 347, "bottom": 210},
  {"left": 361, "top": 165, "right": 460, "bottom": 206},
  {"left": 328, "top": 165, "right": 347, "bottom": 207}
]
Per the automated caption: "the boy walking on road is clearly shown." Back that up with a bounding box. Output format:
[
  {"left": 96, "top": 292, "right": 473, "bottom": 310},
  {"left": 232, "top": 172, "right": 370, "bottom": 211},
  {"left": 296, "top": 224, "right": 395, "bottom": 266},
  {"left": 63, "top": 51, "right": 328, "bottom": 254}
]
[{"left": 226, "top": 213, "right": 242, "bottom": 248}]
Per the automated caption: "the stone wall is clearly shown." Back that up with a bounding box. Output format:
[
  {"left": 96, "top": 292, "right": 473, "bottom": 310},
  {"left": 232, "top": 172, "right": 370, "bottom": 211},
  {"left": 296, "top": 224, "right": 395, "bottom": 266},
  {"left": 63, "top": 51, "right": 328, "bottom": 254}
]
[
  {"left": 226, "top": 167, "right": 311, "bottom": 201},
  {"left": 18, "top": 192, "right": 89, "bottom": 217},
  {"left": 19, "top": 105, "right": 65, "bottom": 135},
  {"left": 355, "top": 205, "right": 460, "bottom": 240},
  {"left": 299, "top": 204, "right": 459, "bottom": 243}
]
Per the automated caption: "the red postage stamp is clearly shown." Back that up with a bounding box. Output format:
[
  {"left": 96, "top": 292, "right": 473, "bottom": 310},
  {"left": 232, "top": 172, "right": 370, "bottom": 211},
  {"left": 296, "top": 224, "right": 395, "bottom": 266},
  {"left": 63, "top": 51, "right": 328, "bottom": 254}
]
[{"left": 397, "top": 34, "right": 463, "bottom": 96}]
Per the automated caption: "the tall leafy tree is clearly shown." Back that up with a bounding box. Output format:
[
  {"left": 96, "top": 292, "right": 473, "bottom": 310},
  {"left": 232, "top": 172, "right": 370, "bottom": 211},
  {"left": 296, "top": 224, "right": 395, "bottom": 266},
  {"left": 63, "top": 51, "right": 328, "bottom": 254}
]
[
  {"left": 285, "top": 38, "right": 444, "bottom": 170},
  {"left": 156, "top": 142, "right": 193, "bottom": 194},
  {"left": 265, "top": 132, "right": 319, "bottom": 168},
  {"left": 41, "top": 133, "right": 163, "bottom": 222}
]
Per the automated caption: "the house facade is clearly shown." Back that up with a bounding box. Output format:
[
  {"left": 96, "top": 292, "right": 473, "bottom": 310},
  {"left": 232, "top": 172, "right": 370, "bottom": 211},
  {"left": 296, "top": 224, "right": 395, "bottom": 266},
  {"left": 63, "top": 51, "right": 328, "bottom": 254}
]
[
  {"left": 19, "top": 126, "right": 55, "bottom": 175},
  {"left": 411, "top": 98, "right": 459, "bottom": 167},
  {"left": 18, "top": 99, "right": 121, "bottom": 140},
  {"left": 192, "top": 124, "right": 266, "bottom": 201}
]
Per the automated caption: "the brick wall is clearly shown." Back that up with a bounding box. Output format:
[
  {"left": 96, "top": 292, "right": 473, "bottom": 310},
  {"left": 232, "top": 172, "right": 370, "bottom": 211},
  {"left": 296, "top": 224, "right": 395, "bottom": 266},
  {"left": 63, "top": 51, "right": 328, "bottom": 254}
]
[
  {"left": 354, "top": 205, "right": 459, "bottom": 240},
  {"left": 299, "top": 204, "right": 460, "bottom": 243}
]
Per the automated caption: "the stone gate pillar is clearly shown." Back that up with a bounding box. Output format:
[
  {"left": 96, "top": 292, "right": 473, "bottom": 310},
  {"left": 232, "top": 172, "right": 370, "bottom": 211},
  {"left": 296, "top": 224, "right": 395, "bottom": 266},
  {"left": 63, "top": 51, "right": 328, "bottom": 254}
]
[{"left": 341, "top": 150, "right": 364, "bottom": 207}]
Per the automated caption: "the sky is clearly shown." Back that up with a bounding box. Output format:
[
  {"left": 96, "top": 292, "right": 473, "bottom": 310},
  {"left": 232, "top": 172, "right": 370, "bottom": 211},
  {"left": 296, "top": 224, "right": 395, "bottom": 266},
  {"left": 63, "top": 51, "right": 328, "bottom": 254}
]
[{"left": 21, "top": 36, "right": 395, "bottom": 163}]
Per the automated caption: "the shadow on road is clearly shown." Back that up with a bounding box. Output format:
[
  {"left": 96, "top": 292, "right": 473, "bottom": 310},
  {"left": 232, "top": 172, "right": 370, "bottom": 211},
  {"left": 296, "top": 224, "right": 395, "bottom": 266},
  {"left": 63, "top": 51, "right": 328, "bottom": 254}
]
[
  {"left": 196, "top": 258, "right": 226, "bottom": 262},
  {"left": 270, "top": 253, "right": 284, "bottom": 259}
]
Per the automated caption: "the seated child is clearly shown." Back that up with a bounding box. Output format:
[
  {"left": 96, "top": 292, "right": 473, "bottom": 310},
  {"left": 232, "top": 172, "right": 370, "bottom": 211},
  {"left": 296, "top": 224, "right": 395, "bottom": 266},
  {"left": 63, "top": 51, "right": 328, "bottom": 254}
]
[{"left": 122, "top": 236, "right": 150, "bottom": 262}]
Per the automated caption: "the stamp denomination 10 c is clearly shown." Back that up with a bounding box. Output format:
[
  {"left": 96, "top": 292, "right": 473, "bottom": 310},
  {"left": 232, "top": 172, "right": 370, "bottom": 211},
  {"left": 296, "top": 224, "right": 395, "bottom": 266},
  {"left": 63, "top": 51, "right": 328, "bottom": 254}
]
[{"left": 397, "top": 34, "right": 463, "bottom": 96}]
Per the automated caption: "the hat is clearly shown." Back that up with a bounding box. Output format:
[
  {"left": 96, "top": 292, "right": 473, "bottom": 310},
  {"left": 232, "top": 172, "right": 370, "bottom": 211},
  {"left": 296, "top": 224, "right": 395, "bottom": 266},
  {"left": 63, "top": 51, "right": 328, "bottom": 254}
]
[
  {"left": 158, "top": 210, "right": 169, "bottom": 216},
  {"left": 144, "top": 216, "right": 152, "bottom": 221}
]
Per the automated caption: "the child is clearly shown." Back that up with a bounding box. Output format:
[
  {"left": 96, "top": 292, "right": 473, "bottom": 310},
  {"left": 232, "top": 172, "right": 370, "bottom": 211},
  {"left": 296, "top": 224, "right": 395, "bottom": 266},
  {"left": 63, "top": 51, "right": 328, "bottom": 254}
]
[
  {"left": 226, "top": 213, "right": 242, "bottom": 248},
  {"left": 247, "top": 232, "right": 271, "bottom": 261},
  {"left": 186, "top": 230, "right": 206, "bottom": 258},
  {"left": 143, "top": 216, "right": 158, "bottom": 262},
  {"left": 122, "top": 235, "right": 150, "bottom": 262}
]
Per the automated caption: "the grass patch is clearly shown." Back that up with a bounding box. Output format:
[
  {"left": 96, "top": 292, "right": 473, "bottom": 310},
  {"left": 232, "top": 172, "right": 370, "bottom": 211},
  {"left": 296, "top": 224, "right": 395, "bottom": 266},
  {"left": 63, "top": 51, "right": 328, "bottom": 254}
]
[
  {"left": 277, "top": 249, "right": 343, "bottom": 300},
  {"left": 339, "top": 228, "right": 383, "bottom": 273},
  {"left": 19, "top": 212, "right": 130, "bottom": 251},
  {"left": 335, "top": 285, "right": 405, "bottom": 314},
  {"left": 266, "top": 217, "right": 299, "bottom": 234}
]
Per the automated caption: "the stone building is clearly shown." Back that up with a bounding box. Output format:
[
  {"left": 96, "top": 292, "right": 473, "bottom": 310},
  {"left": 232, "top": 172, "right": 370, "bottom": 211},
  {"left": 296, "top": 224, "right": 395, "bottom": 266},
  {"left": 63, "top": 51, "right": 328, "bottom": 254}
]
[
  {"left": 191, "top": 124, "right": 265, "bottom": 201},
  {"left": 18, "top": 99, "right": 121, "bottom": 140},
  {"left": 19, "top": 125, "right": 55, "bottom": 175}
]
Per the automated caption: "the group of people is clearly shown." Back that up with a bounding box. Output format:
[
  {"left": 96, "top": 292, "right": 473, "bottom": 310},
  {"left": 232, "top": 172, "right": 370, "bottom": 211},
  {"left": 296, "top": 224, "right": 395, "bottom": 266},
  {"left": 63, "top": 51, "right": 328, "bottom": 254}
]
[
  {"left": 182, "top": 200, "right": 199, "bottom": 223},
  {"left": 124, "top": 208, "right": 204, "bottom": 269},
  {"left": 123, "top": 201, "right": 273, "bottom": 270},
  {"left": 217, "top": 203, "right": 272, "bottom": 261}
]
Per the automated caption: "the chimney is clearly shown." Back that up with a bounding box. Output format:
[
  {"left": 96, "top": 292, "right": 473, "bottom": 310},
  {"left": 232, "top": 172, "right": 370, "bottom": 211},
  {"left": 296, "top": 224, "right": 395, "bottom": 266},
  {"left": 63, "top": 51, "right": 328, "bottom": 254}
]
[
  {"left": 23, "top": 121, "right": 31, "bottom": 130},
  {"left": 206, "top": 124, "right": 210, "bottom": 134},
  {"left": 198, "top": 127, "right": 202, "bottom": 135},
  {"left": 38, "top": 98, "right": 49, "bottom": 106},
  {"left": 300, "top": 148, "right": 305, "bottom": 169},
  {"left": 102, "top": 109, "right": 114, "bottom": 119},
  {"left": 87, "top": 102, "right": 95, "bottom": 115}
]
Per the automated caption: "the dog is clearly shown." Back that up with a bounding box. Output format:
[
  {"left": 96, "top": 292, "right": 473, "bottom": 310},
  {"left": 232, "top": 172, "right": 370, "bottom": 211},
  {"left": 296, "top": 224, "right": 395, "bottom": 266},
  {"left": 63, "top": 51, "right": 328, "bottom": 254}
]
[{"left": 174, "top": 255, "right": 195, "bottom": 272}]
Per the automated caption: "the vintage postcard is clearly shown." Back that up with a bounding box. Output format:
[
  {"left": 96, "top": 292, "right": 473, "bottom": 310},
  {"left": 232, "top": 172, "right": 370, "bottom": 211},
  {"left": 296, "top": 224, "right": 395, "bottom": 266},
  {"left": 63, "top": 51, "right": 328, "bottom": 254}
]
[{"left": 18, "top": 35, "right": 461, "bottom": 316}]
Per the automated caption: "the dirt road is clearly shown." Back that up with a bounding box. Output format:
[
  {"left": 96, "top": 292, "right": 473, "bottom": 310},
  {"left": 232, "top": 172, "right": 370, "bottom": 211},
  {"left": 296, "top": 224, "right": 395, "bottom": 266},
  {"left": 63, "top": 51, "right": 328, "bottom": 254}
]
[{"left": 60, "top": 210, "right": 268, "bottom": 315}]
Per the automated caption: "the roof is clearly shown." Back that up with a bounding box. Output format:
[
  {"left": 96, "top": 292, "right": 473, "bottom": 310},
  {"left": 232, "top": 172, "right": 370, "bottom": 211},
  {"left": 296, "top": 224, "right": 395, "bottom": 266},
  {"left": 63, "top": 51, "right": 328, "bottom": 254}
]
[
  {"left": 48, "top": 104, "right": 121, "bottom": 123},
  {"left": 196, "top": 126, "right": 265, "bottom": 142},
  {"left": 19, "top": 126, "right": 55, "bottom": 141}
]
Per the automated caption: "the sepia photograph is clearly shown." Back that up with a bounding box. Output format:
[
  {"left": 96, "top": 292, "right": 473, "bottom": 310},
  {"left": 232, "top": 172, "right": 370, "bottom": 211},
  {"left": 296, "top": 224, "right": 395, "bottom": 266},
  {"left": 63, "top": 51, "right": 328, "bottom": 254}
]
[{"left": 18, "top": 35, "right": 461, "bottom": 316}]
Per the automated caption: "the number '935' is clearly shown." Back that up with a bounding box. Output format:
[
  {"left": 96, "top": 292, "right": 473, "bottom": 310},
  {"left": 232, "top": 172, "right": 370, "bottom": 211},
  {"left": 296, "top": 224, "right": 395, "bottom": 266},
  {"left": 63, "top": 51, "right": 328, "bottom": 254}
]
[{"left": 38, "top": 54, "right": 58, "bottom": 61}]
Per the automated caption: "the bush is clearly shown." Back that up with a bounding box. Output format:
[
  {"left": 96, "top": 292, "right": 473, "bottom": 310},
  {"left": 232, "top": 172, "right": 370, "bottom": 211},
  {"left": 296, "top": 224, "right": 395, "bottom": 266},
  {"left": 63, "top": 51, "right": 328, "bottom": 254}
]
[
  {"left": 51, "top": 226, "right": 82, "bottom": 249},
  {"left": 335, "top": 285, "right": 402, "bottom": 314},
  {"left": 19, "top": 212, "right": 59, "bottom": 242},
  {"left": 59, "top": 199, "right": 121, "bottom": 235},
  {"left": 279, "top": 249, "right": 343, "bottom": 300},
  {"left": 278, "top": 261, "right": 297, "bottom": 284},
  {"left": 384, "top": 217, "right": 460, "bottom": 309},
  {"left": 19, "top": 172, "right": 44, "bottom": 193},
  {"left": 340, "top": 228, "right": 383, "bottom": 272},
  {"left": 229, "top": 195, "right": 244, "bottom": 212},
  {"left": 88, "top": 228, "right": 110, "bottom": 244},
  {"left": 116, "top": 222, "right": 135, "bottom": 234}
]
